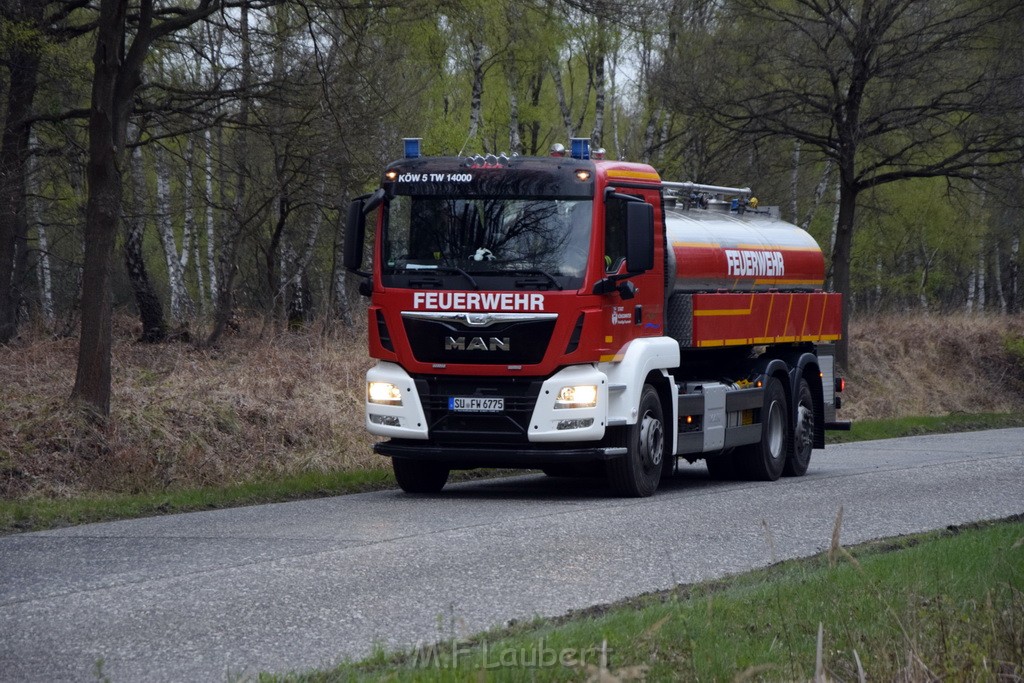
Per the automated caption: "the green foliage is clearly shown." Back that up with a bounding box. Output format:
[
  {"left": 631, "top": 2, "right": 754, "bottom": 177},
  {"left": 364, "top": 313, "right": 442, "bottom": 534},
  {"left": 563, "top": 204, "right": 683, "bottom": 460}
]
[
  {"left": 0, "top": 17, "right": 47, "bottom": 56},
  {"left": 1004, "top": 336, "right": 1024, "bottom": 366}
]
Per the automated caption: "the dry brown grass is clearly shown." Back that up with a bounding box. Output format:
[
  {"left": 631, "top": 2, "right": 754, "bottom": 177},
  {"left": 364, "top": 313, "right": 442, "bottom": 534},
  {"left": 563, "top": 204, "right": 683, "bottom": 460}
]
[
  {"left": 2, "top": 312, "right": 1023, "bottom": 500},
  {"left": 1, "top": 315, "right": 378, "bottom": 499},
  {"left": 844, "top": 313, "right": 1024, "bottom": 421}
]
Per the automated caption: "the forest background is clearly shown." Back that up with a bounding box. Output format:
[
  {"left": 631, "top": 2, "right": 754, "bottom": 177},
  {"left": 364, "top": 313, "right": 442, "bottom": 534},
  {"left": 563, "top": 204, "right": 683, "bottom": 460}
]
[{"left": 2, "top": 0, "right": 1024, "bottom": 496}]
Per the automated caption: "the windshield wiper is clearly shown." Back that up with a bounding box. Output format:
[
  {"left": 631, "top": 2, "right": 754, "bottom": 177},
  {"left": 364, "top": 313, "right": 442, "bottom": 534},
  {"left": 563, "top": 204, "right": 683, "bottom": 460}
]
[
  {"left": 506, "top": 269, "right": 563, "bottom": 291},
  {"left": 432, "top": 266, "right": 481, "bottom": 290}
]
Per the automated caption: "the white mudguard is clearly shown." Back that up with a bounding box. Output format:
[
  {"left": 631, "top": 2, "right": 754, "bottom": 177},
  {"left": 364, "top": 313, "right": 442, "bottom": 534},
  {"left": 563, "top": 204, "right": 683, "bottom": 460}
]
[{"left": 600, "top": 337, "right": 680, "bottom": 427}]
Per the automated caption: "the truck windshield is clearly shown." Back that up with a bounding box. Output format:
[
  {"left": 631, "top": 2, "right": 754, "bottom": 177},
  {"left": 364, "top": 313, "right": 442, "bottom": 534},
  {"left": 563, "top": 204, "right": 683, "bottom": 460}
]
[{"left": 382, "top": 196, "right": 592, "bottom": 290}]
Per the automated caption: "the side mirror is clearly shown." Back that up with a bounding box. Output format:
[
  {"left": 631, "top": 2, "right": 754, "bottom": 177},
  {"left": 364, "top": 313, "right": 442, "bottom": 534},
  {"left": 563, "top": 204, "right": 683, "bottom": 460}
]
[
  {"left": 343, "top": 188, "right": 383, "bottom": 277},
  {"left": 625, "top": 201, "right": 654, "bottom": 273},
  {"left": 343, "top": 198, "right": 367, "bottom": 274}
]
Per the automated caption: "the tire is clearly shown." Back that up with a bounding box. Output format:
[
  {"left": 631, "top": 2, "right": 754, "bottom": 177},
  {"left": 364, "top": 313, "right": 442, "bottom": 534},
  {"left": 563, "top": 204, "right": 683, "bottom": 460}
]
[
  {"left": 783, "top": 378, "right": 814, "bottom": 477},
  {"left": 735, "top": 376, "right": 788, "bottom": 481},
  {"left": 606, "top": 384, "right": 664, "bottom": 497},
  {"left": 392, "top": 458, "right": 449, "bottom": 493}
]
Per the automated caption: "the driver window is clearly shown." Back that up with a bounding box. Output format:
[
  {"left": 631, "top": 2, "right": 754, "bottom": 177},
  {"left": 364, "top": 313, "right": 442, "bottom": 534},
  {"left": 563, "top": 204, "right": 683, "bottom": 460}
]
[{"left": 604, "top": 195, "right": 630, "bottom": 272}]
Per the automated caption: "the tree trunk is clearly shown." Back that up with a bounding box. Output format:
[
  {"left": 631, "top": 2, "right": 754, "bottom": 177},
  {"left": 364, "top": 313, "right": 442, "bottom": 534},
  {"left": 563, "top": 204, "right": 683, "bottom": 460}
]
[
  {"left": 184, "top": 134, "right": 204, "bottom": 309},
  {"left": 27, "top": 131, "right": 54, "bottom": 324},
  {"left": 505, "top": 57, "right": 522, "bottom": 156},
  {"left": 204, "top": 128, "right": 219, "bottom": 308},
  {"left": 976, "top": 250, "right": 986, "bottom": 311},
  {"left": 789, "top": 140, "right": 800, "bottom": 223},
  {"left": 72, "top": 0, "right": 133, "bottom": 416},
  {"left": 207, "top": 1, "right": 249, "bottom": 347},
  {"left": 467, "top": 39, "right": 484, "bottom": 146},
  {"left": 551, "top": 61, "right": 574, "bottom": 140},
  {"left": 155, "top": 138, "right": 193, "bottom": 323},
  {"left": 831, "top": 177, "right": 858, "bottom": 369},
  {"left": 591, "top": 30, "right": 606, "bottom": 150},
  {"left": 1011, "top": 234, "right": 1020, "bottom": 313},
  {"left": 124, "top": 135, "right": 167, "bottom": 342},
  {"left": 0, "top": 3, "right": 43, "bottom": 343}
]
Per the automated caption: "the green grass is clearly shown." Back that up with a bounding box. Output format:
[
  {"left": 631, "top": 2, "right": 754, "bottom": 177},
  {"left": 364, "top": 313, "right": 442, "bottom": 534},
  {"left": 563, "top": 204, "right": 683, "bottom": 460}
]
[
  {"left": 263, "top": 518, "right": 1024, "bottom": 682},
  {"left": 826, "top": 411, "right": 1024, "bottom": 444},
  {"left": 3, "top": 411, "right": 1022, "bottom": 535},
  {"left": 0, "top": 468, "right": 395, "bottom": 534}
]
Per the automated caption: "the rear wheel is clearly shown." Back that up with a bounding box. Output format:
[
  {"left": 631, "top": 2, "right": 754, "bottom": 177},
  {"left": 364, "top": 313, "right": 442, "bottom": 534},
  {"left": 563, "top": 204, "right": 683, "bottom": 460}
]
[
  {"left": 735, "top": 376, "right": 788, "bottom": 481},
  {"left": 783, "top": 378, "right": 814, "bottom": 477},
  {"left": 392, "top": 458, "right": 449, "bottom": 493},
  {"left": 606, "top": 384, "right": 664, "bottom": 497}
]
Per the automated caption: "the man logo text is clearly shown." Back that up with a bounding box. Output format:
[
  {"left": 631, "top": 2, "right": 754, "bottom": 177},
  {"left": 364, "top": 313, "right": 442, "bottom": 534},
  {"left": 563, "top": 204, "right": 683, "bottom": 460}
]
[{"left": 445, "top": 337, "right": 510, "bottom": 352}]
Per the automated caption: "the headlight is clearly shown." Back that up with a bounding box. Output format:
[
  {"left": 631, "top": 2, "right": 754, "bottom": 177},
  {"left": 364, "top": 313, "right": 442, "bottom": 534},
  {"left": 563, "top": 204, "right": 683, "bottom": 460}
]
[
  {"left": 368, "top": 381, "right": 402, "bottom": 405},
  {"left": 555, "top": 385, "right": 598, "bottom": 409}
]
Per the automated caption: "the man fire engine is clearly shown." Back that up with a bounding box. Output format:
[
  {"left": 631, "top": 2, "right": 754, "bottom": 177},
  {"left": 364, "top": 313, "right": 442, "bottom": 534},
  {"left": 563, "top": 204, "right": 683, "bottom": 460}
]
[{"left": 344, "top": 138, "right": 847, "bottom": 497}]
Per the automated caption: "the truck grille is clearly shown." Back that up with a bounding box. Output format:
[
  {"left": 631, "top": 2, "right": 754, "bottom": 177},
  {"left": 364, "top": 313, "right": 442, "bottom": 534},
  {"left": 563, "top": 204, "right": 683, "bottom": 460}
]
[
  {"left": 402, "top": 315, "right": 556, "bottom": 365},
  {"left": 414, "top": 376, "right": 542, "bottom": 444}
]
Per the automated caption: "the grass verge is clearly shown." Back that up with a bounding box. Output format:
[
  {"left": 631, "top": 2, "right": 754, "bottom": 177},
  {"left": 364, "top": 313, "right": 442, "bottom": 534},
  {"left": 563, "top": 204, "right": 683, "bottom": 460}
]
[
  {"left": 825, "top": 411, "right": 1024, "bottom": 444},
  {"left": 0, "top": 468, "right": 394, "bottom": 534},
  {"left": 264, "top": 517, "right": 1024, "bottom": 682},
  {"left": 3, "top": 412, "right": 1023, "bottom": 535}
]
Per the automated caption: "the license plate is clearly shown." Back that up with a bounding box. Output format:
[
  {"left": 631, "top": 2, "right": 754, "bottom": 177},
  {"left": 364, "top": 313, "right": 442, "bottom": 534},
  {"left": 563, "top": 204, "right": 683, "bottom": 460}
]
[{"left": 449, "top": 397, "right": 504, "bottom": 412}]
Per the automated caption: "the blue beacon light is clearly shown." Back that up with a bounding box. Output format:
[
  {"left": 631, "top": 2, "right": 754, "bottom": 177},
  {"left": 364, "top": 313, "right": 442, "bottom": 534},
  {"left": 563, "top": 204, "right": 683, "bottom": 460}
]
[
  {"left": 403, "top": 138, "right": 422, "bottom": 159},
  {"left": 570, "top": 137, "right": 590, "bottom": 160}
]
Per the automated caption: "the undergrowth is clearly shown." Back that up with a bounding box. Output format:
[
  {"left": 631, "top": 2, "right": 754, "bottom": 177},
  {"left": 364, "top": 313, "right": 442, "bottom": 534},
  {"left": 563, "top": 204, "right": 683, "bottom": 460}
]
[{"left": 2, "top": 313, "right": 1023, "bottom": 502}]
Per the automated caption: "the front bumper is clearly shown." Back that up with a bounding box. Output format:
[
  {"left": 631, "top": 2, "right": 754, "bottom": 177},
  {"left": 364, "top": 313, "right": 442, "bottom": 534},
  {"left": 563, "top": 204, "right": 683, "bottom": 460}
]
[
  {"left": 364, "top": 361, "right": 610, "bottom": 443},
  {"left": 374, "top": 439, "right": 626, "bottom": 468}
]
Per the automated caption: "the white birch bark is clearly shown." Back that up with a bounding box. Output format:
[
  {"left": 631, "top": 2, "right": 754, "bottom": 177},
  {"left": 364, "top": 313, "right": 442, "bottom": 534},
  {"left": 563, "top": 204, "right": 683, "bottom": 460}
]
[
  {"left": 826, "top": 182, "right": 841, "bottom": 289},
  {"left": 967, "top": 266, "right": 976, "bottom": 312},
  {"left": 184, "top": 135, "right": 205, "bottom": 315},
  {"left": 551, "top": 61, "right": 574, "bottom": 139},
  {"left": 204, "top": 128, "right": 218, "bottom": 307},
  {"left": 155, "top": 139, "right": 193, "bottom": 323},
  {"left": 28, "top": 132, "right": 53, "bottom": 323},
  {"left": 993, "top": 244, "right": 1007, "bottom": 313},
  {"left": 506, "top": 58, "right": 522, "bottom": 155}
]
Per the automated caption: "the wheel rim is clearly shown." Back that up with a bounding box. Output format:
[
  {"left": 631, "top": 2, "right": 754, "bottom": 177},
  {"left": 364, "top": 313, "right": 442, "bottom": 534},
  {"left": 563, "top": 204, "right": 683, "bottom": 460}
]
[
  {"left": 639, "top": 410, "right": 664, "bottom": 471},
  {"left": 796, "top": 404, "right": 814, "bottom": 455},
  {"left": 766, "top": 401, "right": 784, "bottom": 459}
]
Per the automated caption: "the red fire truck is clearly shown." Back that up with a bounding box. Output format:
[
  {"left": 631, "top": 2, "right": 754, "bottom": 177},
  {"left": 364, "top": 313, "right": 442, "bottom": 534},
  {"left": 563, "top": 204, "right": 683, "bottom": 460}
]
[{"left": 344, "top": 138, "right": 847, "bottom": 496}]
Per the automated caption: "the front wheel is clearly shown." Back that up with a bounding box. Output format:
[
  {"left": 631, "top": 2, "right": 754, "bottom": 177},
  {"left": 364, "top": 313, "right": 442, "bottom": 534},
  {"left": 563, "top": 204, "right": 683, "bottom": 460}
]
[
  {"left": 606, "top": 384, "right": 664, "bottom": 497},
  {"left": 392, "top": 458, "right": 449, "bottom": 493},
  {"left": 783, "top": 378, "right": 814, "bottom": 477},
  {"left": 735, "top": 376, "right": 788, "bottom": 481}
]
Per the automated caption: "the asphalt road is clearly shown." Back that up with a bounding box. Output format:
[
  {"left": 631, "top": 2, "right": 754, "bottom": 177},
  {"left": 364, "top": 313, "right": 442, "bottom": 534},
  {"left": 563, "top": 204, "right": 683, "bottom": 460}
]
[{"left": 2, "top": 429, "right": 1023, "bottom": 682}]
